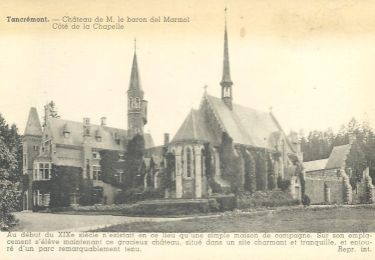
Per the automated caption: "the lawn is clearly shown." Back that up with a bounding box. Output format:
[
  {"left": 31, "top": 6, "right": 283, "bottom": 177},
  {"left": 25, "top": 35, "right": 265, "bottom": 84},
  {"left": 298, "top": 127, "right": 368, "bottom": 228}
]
[{"left": 96, "top": 205, "right": 375, "bottom": 232}]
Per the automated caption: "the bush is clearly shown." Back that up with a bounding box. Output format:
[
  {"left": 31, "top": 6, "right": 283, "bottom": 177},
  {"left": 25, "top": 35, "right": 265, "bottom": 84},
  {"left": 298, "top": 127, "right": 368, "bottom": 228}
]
[
  {"left": 212, "top": 195, "right": 236, "bottom": 211},
  {"left": 0, "top": 180, "right": 20, "bottom": 230},
  {"left": 115, "top": 187, "right": 164, "bottom": 204},
  {"left": 302, "top": 194, "right": 311, "bottom": 206},
  {"left": 277, "top": 177, "right": 291, "bottom": 191},
  {"left": 237, "top": 190, "right": 299, "bottom": 208}
]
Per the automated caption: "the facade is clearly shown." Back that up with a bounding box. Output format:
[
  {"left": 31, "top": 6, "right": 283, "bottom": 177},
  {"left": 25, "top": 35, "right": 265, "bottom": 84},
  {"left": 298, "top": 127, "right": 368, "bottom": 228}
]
[
  {"left": 23, "top": 15, "right": 305, "bottom": 210},
  {"left": 22, "top": 47, "right": 153, "bottom": 210},
  {"left": 143, "top": 17, "right": 304, "bottom": 201},
  {"left": 303, "top": 143, "right": 374, "bottom": 204}
]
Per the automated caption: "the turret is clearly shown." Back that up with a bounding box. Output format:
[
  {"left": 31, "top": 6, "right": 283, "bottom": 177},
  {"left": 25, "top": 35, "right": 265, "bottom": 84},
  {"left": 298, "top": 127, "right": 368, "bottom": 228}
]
[{"left": 23, "top": 107, "right": 43, "bottom": 210}]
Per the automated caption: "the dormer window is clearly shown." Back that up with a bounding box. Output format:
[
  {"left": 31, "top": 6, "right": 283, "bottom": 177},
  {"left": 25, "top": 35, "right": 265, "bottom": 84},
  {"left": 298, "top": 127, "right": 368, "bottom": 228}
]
[
  {"left": 63, "top": 124, "right": 70, "bottom": 138},
  {"left": 95, "top": 129, "right": 102, "bottom": 142}
]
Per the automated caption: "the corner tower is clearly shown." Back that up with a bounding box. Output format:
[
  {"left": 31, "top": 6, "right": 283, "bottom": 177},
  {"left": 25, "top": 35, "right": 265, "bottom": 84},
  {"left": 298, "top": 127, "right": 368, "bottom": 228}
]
[
  {"left": 23, "top": 107, "right": 42, "bottom": 210},
  {"left": 127, "top": 39, "right": 148, "bottom": 140},
  {"left": 220, "top": 9, "right": 233, "bottom": 110}
]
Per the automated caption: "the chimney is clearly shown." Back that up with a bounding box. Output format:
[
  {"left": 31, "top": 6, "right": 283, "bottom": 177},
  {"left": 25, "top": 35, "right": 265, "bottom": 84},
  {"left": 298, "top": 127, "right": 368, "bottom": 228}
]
[
  {"left": 164, "top": 133, "right": 170, "bottom": 146},
  {"left": 100, "top": 117, "right": 107, "bottom": 126}
]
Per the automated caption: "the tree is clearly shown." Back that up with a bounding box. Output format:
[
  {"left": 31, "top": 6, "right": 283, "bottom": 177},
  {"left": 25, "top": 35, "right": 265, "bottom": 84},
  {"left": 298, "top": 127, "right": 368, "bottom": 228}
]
[
  {"left": 0, "top": 113, "right": 22, "bottom": 230},
  {"left": 43, "top": 101, "right": 60, "bottom": 125},
  {"left": 124, "top": 134, "right": 145, "bottom": 189}
]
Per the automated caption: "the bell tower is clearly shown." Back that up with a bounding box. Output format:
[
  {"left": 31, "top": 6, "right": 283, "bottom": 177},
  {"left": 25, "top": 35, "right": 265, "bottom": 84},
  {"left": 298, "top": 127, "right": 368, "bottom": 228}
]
[
  {"left": 220, "top": 8, "right": 233, "bottom": 110},
  {"left": 127, "top": 39, "right": 147, "bottom": 140}
]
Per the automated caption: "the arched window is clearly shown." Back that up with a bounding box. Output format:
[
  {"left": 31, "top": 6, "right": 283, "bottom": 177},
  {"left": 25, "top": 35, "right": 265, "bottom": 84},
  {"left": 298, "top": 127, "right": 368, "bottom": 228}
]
[
  {"left": 223, "top": 87, "right": 231, "bottom": 97},
  {"left": 201, "top": 149, "right": 205, "bottom": 175},
  {"left": 186, "top": 147, "right": 192, "bottom": 178}
]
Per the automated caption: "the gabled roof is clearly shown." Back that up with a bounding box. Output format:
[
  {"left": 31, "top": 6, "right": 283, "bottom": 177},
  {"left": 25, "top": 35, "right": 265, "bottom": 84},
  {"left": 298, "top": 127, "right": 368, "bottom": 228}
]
[
  {"left": 303, "top": 144, "right": 351, "bottom": 172},
  {"left": 303, "top": 159, "right": 328, "bottom": 172},
  {"left": 203, "top": 94, "right": 293, "bottom": 151},
  {"left": 46, "top": 118, "right": 154, "bottom": 151},
  {"left": 325, "top": 144, "right": 351, "bottom": 169},
  {"left": 24, "top": 107, "right": 42, "bottom": 136},
  {"left": 172, "top": 109, "right": 217, "bottom": 144}
]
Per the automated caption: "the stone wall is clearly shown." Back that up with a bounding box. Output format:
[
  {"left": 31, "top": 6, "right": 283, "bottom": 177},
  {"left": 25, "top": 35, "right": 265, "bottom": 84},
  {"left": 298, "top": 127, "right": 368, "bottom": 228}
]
[{"left": 305, "top": 169, "right": 345, "bottom": 204}]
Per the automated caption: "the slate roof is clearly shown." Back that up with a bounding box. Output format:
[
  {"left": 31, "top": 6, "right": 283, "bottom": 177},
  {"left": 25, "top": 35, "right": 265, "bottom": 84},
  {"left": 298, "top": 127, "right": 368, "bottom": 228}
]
[
  {"left": 303, "top": 144, "right": 351, "bottom": 172},
  {"left": 172, "top": 109, "right": 218, "bottom": 144},
  {"left": 303, "top": 159, "right": 328, "bottom": 172},
  {"left": 325, "top": 144, "right": 351, "bottom": 169},
  {"left": 46, "top": 117, "right": 154, "bottom": 151},
  {"left": 24, "top": 107, "right": 42, "bottom": 136},
  {"left": 171, "top": 94, "right": 294, "bottom": 152}
]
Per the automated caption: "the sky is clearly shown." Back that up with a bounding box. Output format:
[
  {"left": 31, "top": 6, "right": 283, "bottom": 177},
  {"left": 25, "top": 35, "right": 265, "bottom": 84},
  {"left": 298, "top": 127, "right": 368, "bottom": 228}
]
[{"left": 1, "top": 0, "right": 375, "bottom": 145}]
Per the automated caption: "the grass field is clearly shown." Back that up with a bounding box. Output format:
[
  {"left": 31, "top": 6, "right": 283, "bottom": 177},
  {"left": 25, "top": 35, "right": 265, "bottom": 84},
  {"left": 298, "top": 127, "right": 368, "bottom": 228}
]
[{"left": 96, "top": 205, "right": 375, "bottom": 232}]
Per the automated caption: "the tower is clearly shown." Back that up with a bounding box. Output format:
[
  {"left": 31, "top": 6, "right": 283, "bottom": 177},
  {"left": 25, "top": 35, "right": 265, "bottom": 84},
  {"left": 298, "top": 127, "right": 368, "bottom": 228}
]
[
  {"left": 220, "top": 9, "right": 233, "bottom": 110},
  {"left": 23, "top": 107, "right": 42, "bottom": 210},
  {"left": 127, "top": 39, "right": 148, "bottom": 140}
]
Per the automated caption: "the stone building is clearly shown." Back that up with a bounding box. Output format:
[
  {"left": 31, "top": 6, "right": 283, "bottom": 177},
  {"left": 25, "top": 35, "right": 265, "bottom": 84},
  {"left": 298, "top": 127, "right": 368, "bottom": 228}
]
[
  {"left": 22, "top": 47, "right": 153, "bottom": 210},
  {"left": 303, "top": 143, "right": 374, "bottom": 204},
  {"left": 143, "top": 17, "right": 304, "bottom": 200}
]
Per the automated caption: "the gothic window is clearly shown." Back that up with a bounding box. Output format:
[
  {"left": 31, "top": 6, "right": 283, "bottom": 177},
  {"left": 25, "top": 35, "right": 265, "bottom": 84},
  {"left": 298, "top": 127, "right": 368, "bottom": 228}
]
[
  {"left": 201, "top": 149, "right": 205, "bottom": 175},
  {"left": 186, "top": 147, "right": 193, "bottom": 178}
]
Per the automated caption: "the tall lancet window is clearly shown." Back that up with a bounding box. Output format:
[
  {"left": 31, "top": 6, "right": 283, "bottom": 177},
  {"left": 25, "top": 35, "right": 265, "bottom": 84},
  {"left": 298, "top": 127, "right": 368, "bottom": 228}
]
[{"left": 186, "top": 147, "right": 193, "bottom": 178}]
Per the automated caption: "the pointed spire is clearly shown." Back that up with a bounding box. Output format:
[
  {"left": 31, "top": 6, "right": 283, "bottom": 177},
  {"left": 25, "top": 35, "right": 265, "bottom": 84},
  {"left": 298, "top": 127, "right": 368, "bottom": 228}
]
[
  {"left": 128, "top": 38, "right": 142, "bottom": 92},
  {"left": 24, "top": 107, "right": 42, "bottom": 136},
  {"left": 221, "top": 8, "right": 233, "bottom": 86}
]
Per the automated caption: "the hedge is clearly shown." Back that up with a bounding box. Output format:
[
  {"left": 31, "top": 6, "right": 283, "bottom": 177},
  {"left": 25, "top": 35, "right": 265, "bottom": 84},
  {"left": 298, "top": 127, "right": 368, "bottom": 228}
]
[{"left": 237, "top": 190, "right": 300, "bottom": 208}]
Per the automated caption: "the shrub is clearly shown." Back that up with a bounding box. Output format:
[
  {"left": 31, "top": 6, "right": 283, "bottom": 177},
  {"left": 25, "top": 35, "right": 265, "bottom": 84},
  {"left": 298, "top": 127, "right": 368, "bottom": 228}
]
[
  {"left": 0, "top": 180, "right": 20, "bottom": 230},
  {"left": 212, "top": 195, "right": 236, "bottom": 211},
  {"left": 115, "top": 187, "right": 164, "bottom": 204},
  {"left": 277, "top": 176, "right": 291, "bottom": 191},
  {"left": 208, "top": 199, "right": 220, "bottom": 212},
  {"left": 237, "top": 190, "right": 299, "bottom": 208},
  {"left": 302, "top": 194, "right": 311, "bottom": 206}
]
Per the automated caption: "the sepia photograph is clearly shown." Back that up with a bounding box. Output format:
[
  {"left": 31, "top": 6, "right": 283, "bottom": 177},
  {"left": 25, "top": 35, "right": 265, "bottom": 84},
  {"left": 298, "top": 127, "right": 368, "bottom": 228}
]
[{"left": 0, "top": 0, "right": 374, "bottom": 259}]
